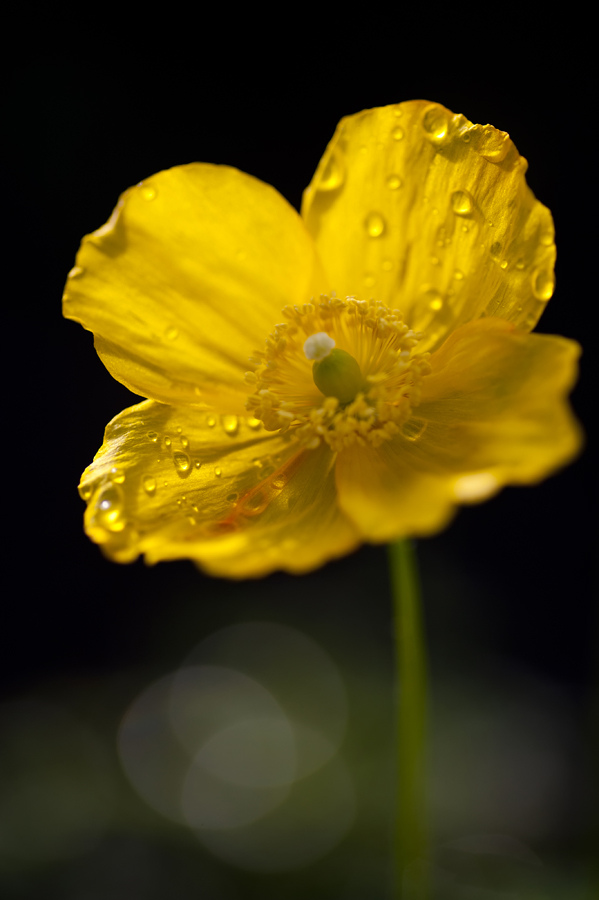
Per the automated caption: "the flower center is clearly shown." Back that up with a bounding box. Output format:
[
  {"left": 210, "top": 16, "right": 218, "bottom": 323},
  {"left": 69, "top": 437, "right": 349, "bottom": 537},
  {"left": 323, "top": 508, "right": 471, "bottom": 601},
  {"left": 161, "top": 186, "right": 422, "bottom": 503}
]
[{"left": 245, "top": 295, "right": 431, "bottom": 452}]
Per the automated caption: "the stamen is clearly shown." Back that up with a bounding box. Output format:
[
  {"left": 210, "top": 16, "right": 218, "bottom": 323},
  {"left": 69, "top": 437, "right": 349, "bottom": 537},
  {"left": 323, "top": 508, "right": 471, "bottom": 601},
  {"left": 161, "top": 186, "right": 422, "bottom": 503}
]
[{"left": 246, "top": 295, "right": 431, "bottom": 451}]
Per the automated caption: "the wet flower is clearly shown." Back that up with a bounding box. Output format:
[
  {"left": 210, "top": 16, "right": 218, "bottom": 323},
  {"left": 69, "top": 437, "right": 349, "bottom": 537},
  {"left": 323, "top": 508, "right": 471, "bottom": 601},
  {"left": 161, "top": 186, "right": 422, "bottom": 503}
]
[{"left": 63, "top": 101, "right": 581, "bottom": 577}]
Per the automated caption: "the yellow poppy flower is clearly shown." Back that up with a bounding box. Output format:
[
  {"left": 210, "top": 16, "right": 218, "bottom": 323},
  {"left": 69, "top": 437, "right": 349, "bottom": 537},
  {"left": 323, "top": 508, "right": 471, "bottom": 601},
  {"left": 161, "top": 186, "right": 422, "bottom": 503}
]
[{"left": 63, "top": 101, "right": 582, "bottom": 578}]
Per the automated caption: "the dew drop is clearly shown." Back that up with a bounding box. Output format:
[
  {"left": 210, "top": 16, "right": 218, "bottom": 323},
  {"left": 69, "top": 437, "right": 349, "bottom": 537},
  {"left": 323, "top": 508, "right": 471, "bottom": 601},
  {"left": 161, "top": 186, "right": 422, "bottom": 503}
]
[
  {"left": 515, "top": 258, "right": 526, "bottom": 270},
  {"left": 453, "top": 269, "right": 464, "bottom": 281},
  {"left": 386, "top": 173, "right": 402, "bottom": 190},
  {"left": 490, "top": 241, "right": 502, "bottom": 258},
  {"left": 96, "top": 485, "right": 126, "bottom": 533},
  {"left": 365, "top": 211, "right": 386, "bottom": 238},
  {"left": 147, "top": 431, "right": 159, "bottom": 442},
  {"left": 428, "top": 293, "right": 444, "bottom": 311},
  {"left": 247, "top": 417, "right": 262, "bottom": 430},
  {"left": 194, "top": 460, "right": 201, "bottom": 469},
  {"left": 165, "top": 325, "right": 179, "bottom": 341},
  {"left": 226, "top": 492, "right": 239, "bottom": 503},
  {"left": 422, "top": 105, "right": 448, "bottom": 141},
  {"left": 173, "top": 451, "right": 191, "bottom": 473},
  {"left": 401, "top": 419, "right": 428, "bottom": 442},
  {"left": 214, "top": 467, "right": 222, "bottom": 477},
  {"left": 109, "top": 466, "right": 125, "bottom": 484},
  {"left": 79, "top": 485, "right": 92, "bottom": 501},
  {"left": 451, "top": 189, "right": 474, "bottom": 216},
  {"left": 68, "top": 266, "right": 85, "bottom": 279},
  {"left": 500, "top": 259, "right": 508, "bottom": 270},
  {"left": 540, "top": 231, "right": 554, "bottom": 247},
  {"left": 222, "top": 415, "right": 239, "bottom": 436},
  {"left": 391, "top": 126, "right": 404, "bottom": 141},
  {"left": 363, "top": 273, "right": 376, "bottom": 288},
  {"left": 164, "top": 436, "right": 172, "bottom": 449},
  {"left": 143, "top": 476, "right": 157, "bottom": 495},
  {"left": 461, "top": 131, "right": 472, "bottom": 143},
  {"left": 532, "top": 267, "right": 555, "bottom": 301},
  {"left": 319, "top": 149, "right": 344, "bottom": 191},
  {"left": 139, "top": 183, "right": 157, "bottom": 201},
  {"left": 181, "top": 436, "right": 190, "bottom": 449},
  {"left": 206, "top": 415, "right": 216, "bottom": 428}
]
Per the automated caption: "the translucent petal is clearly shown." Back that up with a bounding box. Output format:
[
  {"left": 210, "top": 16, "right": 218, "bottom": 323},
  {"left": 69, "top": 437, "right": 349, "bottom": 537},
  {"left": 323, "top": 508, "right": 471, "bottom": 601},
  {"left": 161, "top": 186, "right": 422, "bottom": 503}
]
[
  {"left": 79, "top": 401, "right": 359, "bottom": 578},
  {"left": 336, "top": 319, "right": 581, "bottom": 540},
  {"left": 64, "top": 165, "right": 327, "bottom": 411},
  {"left": 302, "top": 101, "right": 555, "bottom": 352}
]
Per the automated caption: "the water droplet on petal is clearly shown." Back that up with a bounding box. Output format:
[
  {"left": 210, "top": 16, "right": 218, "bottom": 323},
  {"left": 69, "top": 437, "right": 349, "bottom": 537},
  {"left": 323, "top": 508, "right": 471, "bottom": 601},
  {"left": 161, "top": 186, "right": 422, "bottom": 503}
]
[
  {"left": 147, "top": 431, "right": 159, "bottom": 442},
  {"left": 194, "top": 460, "right": 201, "bottom": 469},
  {"left": 164, "top": 436, "right": 172, "bottom": 449},
  {"left": 453, "top": 269, "right": 464, "bottom": 281},
  {"left": 500, "top": 259, "right": 508, "bottom": 270},
  {"left": 79, "top": 484, "right": 92, "bottom": 501},
  {"left": 139, "top": 183, "right": 157, "bottom": 201},
  {"left": 181, "top": 436, "right": 190, "bottom": 449},
  {"left": 540, "top": 231, "right": 554, "bottom": 247},
  {"left": 109, "top": 466, "right": 125, "bottom": 484},
  {"left": 532, "top": 267, "right": 555, "bottom": 301},
  {"left": 386, "top": 174, "right": 402, "bottom": 190},
  {"left": 401, "top": 419, "right": 428, "bottom": 442},
  {"left": 490, "top": 241, "right": 502, "bottom": 258},
  {"left": 515, "top": 258, "right": 526, "bottom": 270},
  {"left": 214, "top": 467, "right": 222, "bottom": 477},
  {"left": 365, "top": 211, "right": 386, "bottom": 238},
  {"left": 319, "top": 149, "right": 344, "bottom": 191},
  {"left": 68, "top": 266, "right": 85, "bottom": 279},
  {"left": 96, "top": 485, "right": 126, "bottom": 532},
  {"left": 222, "top": 415, "right": 239, "bottom": 436},
  {"left": 422, "top": 105, "right": 448, "bottom": 141},
  {"left": 247, "top": 417, "right": 262, "bottom": 430},
  {"left": 226, "top": 492, "right": 239, "bottom": 503},
  {"left": 206, "top": 415, "right": 216, "bottom": 428},
  {"left": 451, "top": 189, "right": 474, "bottom": 216},
  {"left": 143, "top": 476, "right": 157, "bottom": 495},
  {"left": 363, "top": 273, "right": 375, "bottom": 288},
  {"left": 165, "top": 325, "right": 179, "bottom": 340},
  {"left": 173, "top": 451, "right": 191, "bottom": 473},
  {"left": 391, "top": 126, "right": 404, "bottom": 141}
]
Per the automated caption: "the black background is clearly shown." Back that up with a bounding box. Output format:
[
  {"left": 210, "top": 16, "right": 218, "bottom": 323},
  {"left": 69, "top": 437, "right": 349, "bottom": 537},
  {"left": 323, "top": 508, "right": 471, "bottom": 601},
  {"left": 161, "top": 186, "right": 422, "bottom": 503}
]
[{"left": 5, "top": 28, "right": 596, "bottom": 899}]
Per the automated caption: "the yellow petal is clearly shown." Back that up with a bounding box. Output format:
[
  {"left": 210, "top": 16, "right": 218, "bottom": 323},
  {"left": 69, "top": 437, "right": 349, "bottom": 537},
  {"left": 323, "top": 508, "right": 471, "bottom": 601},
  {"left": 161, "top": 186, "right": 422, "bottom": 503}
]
[
  {"left": 64, "top": 165, "right": 327, "bottom": 412},
  {"left": 79, "top": 401, "right": 359, "bottom": 578},
  {"left": 302, "top": 101, "right": 555, "bottom": 352},
  {"left": 335, "top": 318, "right": 581, "bottom": 541},
  {"left": 418, "top": 318, "right": 582, "bottom": 480}
]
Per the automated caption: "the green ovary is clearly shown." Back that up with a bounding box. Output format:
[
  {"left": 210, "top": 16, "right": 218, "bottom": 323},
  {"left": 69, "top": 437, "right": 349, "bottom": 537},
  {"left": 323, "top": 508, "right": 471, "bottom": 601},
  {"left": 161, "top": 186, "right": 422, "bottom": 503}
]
[{"left": 312, "top": 348, "right": 366, "bottom": 404}]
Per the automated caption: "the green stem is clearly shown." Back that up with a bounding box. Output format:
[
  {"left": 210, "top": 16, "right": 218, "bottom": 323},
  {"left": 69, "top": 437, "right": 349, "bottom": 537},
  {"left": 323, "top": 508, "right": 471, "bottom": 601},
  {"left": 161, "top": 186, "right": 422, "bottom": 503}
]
[{"left": 388, "top": 539, "right": 430, "bottom": 900}]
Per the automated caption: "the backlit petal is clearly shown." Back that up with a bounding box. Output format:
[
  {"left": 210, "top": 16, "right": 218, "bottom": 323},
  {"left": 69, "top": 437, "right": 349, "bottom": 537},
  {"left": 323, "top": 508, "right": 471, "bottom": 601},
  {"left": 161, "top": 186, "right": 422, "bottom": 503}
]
[
  {"left": 64, "top": 165, "right": 327, "bottom": 411},
  {"left": 302, "top": 101, "right": 555, "bottom": 352},
  {"left": 336, "top": 318, "right": 581, "bottom": 540},
  {"left": 79, "top": 401, "right": 359, "bottom": 578}
]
